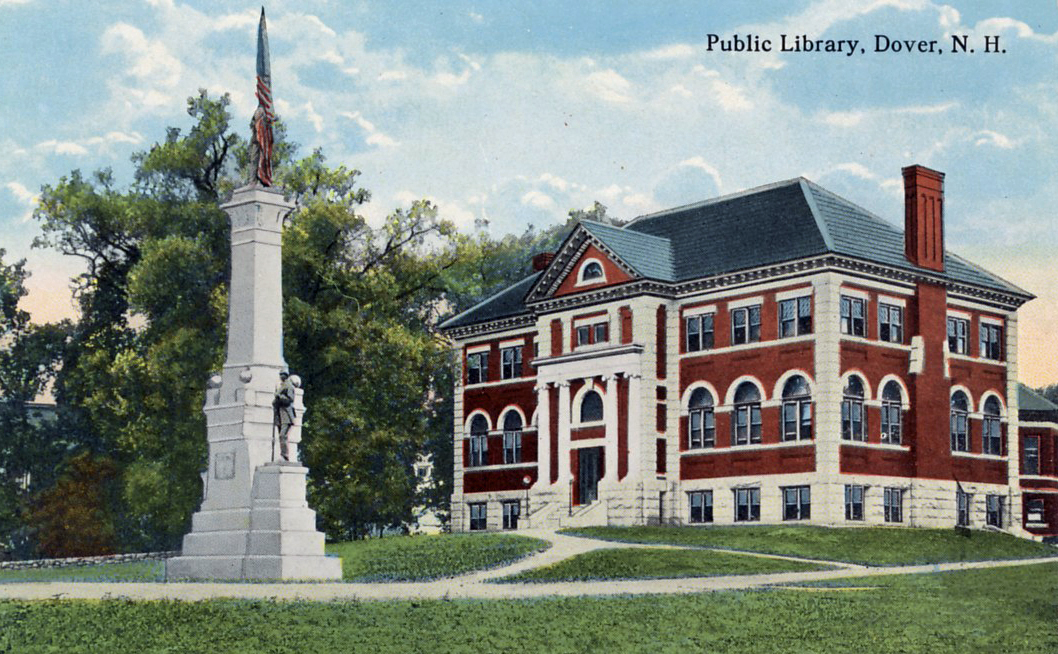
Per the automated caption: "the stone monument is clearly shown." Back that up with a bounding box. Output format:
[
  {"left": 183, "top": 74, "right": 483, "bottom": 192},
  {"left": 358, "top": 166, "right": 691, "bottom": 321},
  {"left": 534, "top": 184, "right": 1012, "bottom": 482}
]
[{"left": 165, "top": 8, "right": 341, "bottom": 581}]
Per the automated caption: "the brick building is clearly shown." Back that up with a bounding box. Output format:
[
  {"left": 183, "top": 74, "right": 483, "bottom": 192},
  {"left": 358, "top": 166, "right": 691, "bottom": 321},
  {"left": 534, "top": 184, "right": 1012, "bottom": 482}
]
[{"left": 439, "top": 165, "right": 1055, "bottom": 539}]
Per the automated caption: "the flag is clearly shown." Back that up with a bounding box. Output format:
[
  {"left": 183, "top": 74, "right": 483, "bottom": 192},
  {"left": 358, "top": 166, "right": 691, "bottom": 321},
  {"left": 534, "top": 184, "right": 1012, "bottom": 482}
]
[{"left": 252, "top": 7, "right": 274, "bottom": 186}]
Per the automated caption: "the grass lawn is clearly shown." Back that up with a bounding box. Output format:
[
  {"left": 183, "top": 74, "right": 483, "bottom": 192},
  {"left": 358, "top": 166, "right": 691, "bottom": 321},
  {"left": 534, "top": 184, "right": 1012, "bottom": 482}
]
[
  {"left": 0, "top": 533, "right": 548, "bottom": 584},
  {"left": 0, "top": 561, "right": 165, "bottom": 584},
  {"left": 0, "top": 562, "right": 1054, "bottom": 653},
  {"left": 499, "top": 547, "right": 832, "bottom": 582},
  {"left": 562, "top": 525, "right": 1058, "bottom": 565},
  {"left": 326, "top": 533, "right": 549, "bottom": 581}
]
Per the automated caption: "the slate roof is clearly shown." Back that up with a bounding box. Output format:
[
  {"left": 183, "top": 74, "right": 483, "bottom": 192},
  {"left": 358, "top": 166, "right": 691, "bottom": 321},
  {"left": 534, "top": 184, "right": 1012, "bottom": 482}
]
[
  {"left": 440, "top": 177, "right": 1031, "bottom": 332},
  {"left": 1019, "top": 384, "right": 1058, "bottom": 420},
  {"left": 440, "top": 272, "right": 541, "bottom": 330}
]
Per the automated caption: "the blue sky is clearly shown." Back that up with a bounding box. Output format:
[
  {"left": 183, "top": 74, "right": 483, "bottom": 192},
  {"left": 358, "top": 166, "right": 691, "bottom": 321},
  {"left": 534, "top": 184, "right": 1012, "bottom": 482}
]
[{"left": 1, "top": 0, "right": 1056, "bottom": 383}]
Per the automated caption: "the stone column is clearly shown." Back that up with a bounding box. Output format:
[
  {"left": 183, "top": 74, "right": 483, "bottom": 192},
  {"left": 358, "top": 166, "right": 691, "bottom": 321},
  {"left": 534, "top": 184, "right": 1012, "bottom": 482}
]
[
  {"left": 603, "top": 374, "right": 619, "bottom": 482},
  {"left": 557, "top": 381, "right": 572, "bottom": 486},
  {"left": 627, "top": 373, "right": 642, "bottom": 481},
  {"left": 535, "top": 382, "right": 551, "bottom": 489},
  {"left": 812, "top": 273, "right": 844, "bottom": 525}
]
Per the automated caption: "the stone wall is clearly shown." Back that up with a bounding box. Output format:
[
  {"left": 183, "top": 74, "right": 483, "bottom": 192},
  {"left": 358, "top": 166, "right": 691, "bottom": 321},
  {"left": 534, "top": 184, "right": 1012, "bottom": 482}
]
[{"left": 0, "top": 551, "right": 177, "bottom": 571}]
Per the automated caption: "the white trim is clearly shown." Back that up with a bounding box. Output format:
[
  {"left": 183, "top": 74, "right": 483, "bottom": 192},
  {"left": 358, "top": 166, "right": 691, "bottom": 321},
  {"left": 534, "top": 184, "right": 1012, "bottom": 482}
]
[
  {"left": 946, "top": 308, "right": 972, "bottom": 321},
  {"left": 573, "top": 313, "right": 609, "bottom": 326},
  {"left": 951, "top": 451, "right": 1007, "bottom": 461},
  {"left": 575, "top": 258, "right": 607, "bottom": 286},
  {"left": 466, "top": 344, "right": 491, "bottom": 355},
  {"left": 876, "top": 374, "right": 910, "bottom": 409},
  {"left": 771, "top": 369, "right": 814, "bottom": 401},
  {"left": 830, "top": 275, "right": 914, "bottom": 296},
  {"left": 950, "top": 384, "right": 974, "bottom": 406},
  {"left": 839, "top": 287, "right": 869, "bottom": 301},
  {"left": 569, "top": 438, "right": 606, "bottom": 449},
  {"left": 499, "top": 338, "right": 524, "bottom": 349},
  {"left": 980, "top": 315, "right": 1004, "bottom": 327},
  {"left": 464, "top": 410, "right": 493, "bottom": 433},
  {"left": 840, "top": 370, "right": 873, "bottom": 399},
  {"left": 946, "top": 352, "right": 1007, "bottom": 368},
  {"left": 683, "top": 304, "right": 717, "bottom": 318},
  {"left": 462, "top": 462, "right": 538, "bottom": 472},
  {"left": 464, "top": 377, "right": 536, "bottom": 391},
  {"left": 839, "top": 441, "right": 911, "bottom": 452},
  {"left": 774, "top": 287, "right": 813, "bottom": 302},
  {"left": 838, "top": 335, "right": 912, "bottom": 353},
  {"left": 679, "top": 334, "right": 815, "bottom": 360},
  {"left": 680, "top": 381, "right": 721, "bottom": 414},
  {"left": 1020, "top": 421, "right": 1058, "bottom": 429},
  {"left": 723, "top": 375, "right": 766, "bottom": 406},
  {"left": 571, "top": 383, "right": 606, "bottom": 427},
  {"left": 679, "top": 441, "right": 814, "bottom": 456},
  {"left": 727, "top": 295, "right": 764, "bottom": 310},
  {"left": 877, "top": 295, "right": 907, "bottom": 308},
  {"left": 978, "top": 390, "right": 1006, "bottom": 416},
  {"left": 498, "top": 405, "right": 528, "bottom": 429}
]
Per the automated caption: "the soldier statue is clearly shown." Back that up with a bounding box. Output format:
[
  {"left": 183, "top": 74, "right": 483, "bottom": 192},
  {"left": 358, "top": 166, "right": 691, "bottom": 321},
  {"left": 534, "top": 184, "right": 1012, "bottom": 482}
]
[{"left": 272, "top": 370, "right": 296, "bottom": 461}]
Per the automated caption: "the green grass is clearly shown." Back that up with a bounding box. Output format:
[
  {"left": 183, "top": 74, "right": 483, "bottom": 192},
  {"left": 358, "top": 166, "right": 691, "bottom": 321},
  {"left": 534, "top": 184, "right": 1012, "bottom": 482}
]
[
  {"left": 0, "top": 533, "right": 548, "bottom": 584},
  {"left": 325, "top": 533, "right": 549, "bottom": 581},
  {"left": 499, "top": 547, "right": 832, "bottom": 582},
  {"left": 562, "top": 525, "right": 1058, "bottom": 566},
  {"left": 0, "top": 561, "right": 165, "bottom": 584},
  {"left": 0, "top": 563, "right": 1054, "bottom": 653}
]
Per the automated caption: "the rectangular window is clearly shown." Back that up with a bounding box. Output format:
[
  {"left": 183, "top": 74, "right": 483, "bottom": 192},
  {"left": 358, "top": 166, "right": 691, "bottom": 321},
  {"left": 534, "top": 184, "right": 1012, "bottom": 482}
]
[
  {"left": 688, "top": 490, "right": 713, "bottom": 523},
  {"left": 468, "top": 434, "right": 487, "bottom": 467},
  {"left": 467, "top": 352, "right": 488, "bottom": 385},
  {"left": 883, "top": 488, "right": 903, "bottom": 523},
  {"left": 881, "top": 403, "right": 902, "bottom": 444},
  {"left": 947, "top": 317, "right": 968, "bottom": 354},
  {"left": 980, "top": 323, "right": 1003, "bottom": 360},
  {"left": 734, "top": 488, "right": 761, "bottom": 522},
  {"left": 500, "top": 346, "right": 522, "bottom": 380},
  {"left": 1024, "top": 435, "right": 1040, "bottom": 475},
  {"left": 840, "top": 296, "right": 866, "bottom": 336},
  {"left": 779, "top": 297, "right": 812, "bottom": 338},
  {"left": 685, "top": 313, "right": 715, "bottom": 352},
  {"left": 957, "top": 490, "right": 971, "bottom": 527},
  {"left": 731, "top": 306, "right": 761, "bottom": 345},
  {"left": 982, "top": 416, "right": 1002, "bottom": 456},
  {"left": 845, "top": 485, "right": 864, "bottom": 521},
  {"left": 986, "top": 495, "right": 1003, "bottom": 528},
  {"left": 842, "top": 399, "right": 865, "bottom": 441},
  {"left": 502, "top": 431, "right": 522, "bottom": 464},
  {"left": 878, "top": 304, "right": 903, "bottom": 343},
  {"left": 469, "top": 502, "right": 487, "bottom": 531},
  {"left": 689, "top": 408, "right": 715, "bottom": 449},
  {"left": 575, "top": 320, "right": 609, "bottom": 348},
  {"left": 951, "top": 410, "right": 968, "bottom": 452},
  {"left": 501, "top": 500, "right": 520, "bottom": 530},
  {"left": 733, "top": 405, "right": 762, "bottom": 445},
  {"left": 576, "top": 325, "right": 591, "bottom": 346},
  {"left": 1026, "top": 498, "right": 1045, "bottom": 523},
  {"left": 782, "top": 486, "right": 811, "bottom": 521},
  {"left": 593, "top": 322, "right": 609, "bottom": 344}
]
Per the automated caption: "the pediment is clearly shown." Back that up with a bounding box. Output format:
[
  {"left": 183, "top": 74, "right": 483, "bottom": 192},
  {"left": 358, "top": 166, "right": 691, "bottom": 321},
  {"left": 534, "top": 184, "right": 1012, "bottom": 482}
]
[{"left": 526, "top": 224, "right": 640, "bottom": 303}]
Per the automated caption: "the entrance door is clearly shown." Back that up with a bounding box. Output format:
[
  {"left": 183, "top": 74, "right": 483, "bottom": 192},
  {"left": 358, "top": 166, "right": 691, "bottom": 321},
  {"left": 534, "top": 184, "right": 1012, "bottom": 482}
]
[{"left": 577, "top": 447, "right": 602, "bottom": 505}]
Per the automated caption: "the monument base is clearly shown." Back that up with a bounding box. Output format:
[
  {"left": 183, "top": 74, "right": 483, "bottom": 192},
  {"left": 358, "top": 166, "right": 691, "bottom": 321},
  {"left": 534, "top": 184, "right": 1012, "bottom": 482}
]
[{"left": 166, "top": 463, "right": 342, "bottom": 581}]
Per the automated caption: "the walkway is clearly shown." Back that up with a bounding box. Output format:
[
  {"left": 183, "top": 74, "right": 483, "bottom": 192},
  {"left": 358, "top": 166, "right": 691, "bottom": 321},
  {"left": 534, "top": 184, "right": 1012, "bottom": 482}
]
[{"left": 1, "top": 530, "right": 1055, "bottom": 602}]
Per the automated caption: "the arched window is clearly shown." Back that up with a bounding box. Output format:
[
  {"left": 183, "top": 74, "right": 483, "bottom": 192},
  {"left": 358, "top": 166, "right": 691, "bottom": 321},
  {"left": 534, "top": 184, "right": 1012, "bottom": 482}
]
[
  {"left": 950, "top": 391, "right": 969, "bottom": 452},
  {"left": 502, "top": 411, "right": 523, "bottom": 464},
  {"left": 732, "top": 382, "right": 762, "bottom": 446},
  {"left": 688, "top": 388, "right": 715, "bottom": 449},
  {"left": 982, "top": 396, "right": 1002, "bottom": 455},
  {"left": 469, "top": 415, "right": 489, "bottom": 467},
  {"left": 841, "top": 376, "right": 866, "bottom": 441},
  {"left": 580, "top": 390, "right": 604, "bottom": 423},
  {"left": 781, "top": 375, "right": 812, "bottom": 441},
  {"left": 881, "top": 381, "right": 903, "bottom": 445},
  {"left": 581, "top": 261, "right": 604, "bottom": 281}
]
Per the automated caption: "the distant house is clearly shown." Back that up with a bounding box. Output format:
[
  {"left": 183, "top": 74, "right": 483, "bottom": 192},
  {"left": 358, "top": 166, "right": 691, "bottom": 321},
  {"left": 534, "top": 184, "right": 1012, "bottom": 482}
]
[{"left": 440, "top": 165, "right": 1054, "bottom": 539}]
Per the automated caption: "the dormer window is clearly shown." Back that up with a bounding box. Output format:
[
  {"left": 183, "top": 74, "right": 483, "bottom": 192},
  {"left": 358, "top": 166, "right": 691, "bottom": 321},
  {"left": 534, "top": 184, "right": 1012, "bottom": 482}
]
[{"left": 576, "top": 259, "right": 606, "bottom": 285}]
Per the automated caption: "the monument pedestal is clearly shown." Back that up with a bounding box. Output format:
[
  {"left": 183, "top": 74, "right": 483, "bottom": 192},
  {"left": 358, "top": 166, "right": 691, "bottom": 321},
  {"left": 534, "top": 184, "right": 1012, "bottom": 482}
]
[{"left": 167, "top": 464, "right": 341, "bottom": 580}]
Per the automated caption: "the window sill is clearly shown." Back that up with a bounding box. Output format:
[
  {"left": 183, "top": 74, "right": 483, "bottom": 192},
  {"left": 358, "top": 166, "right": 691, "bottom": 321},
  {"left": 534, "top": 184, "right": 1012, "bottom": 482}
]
[
  {"left": 463, "top": 462, "right": 537, "bottom": 472},
  {"left": 839, "top": 336, "right": 912, "bottom": 352},
  {"left": 947, "top": 352, "right": 1007, "bottom": 367},
  {"left": 951, "top": 451, "right": 1007, "bottom": 461},
  {"left": 463, "top": 377, "right": 534, "bottom": 390},
  {"left": 679, "top": 334, "right": 814, "bottom": 359},
  {"left": 840, "top": 441, "right": 911, "bottom": 452},
  {"left": 680, "top": 441, "right": 813, "bottom": 456}
]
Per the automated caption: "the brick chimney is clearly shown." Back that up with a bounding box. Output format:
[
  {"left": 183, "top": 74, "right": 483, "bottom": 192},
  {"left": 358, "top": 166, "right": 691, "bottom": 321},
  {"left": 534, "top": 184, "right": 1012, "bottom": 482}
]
[
  {"left": 902, "top": 165, "right": 945, "bottom": 272},
  {"left": 532, "top": 252, "right": 555, "bottom": 271}
]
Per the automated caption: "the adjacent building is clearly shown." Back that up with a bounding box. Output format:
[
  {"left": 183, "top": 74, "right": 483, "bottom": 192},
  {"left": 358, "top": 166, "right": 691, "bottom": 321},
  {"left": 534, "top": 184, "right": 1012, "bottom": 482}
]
[{"left": 439, "top": 164, "right": 1055, "bottom": 539}]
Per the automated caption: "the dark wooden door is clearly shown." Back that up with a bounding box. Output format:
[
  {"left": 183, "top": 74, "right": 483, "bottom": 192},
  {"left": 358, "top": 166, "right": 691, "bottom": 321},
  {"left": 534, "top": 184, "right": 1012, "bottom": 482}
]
[{"left": 578, "top": 448, "right": 602, "bottom": 505}]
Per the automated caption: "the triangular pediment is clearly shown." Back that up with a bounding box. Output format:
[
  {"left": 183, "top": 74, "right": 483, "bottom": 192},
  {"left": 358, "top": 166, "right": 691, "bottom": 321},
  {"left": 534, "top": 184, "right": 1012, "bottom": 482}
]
[{"left": 526, "top": 222, "right": 642, "bottom": 303}]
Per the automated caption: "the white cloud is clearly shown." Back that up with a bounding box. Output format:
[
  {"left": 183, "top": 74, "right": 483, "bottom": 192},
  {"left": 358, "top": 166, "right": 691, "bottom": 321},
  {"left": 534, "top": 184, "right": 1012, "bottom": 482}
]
[
  {"left": 643, "top": 43, "right": 696, "bottom": 60},
  {"left": 0, "top": 0, "right": 32, "bottom": 6},
  {"left": 378, "top": 70, "right": 408, "bottom": 81},
  {"left": 973, "top": 130, "right": 1016, "bottom": 149},
  {"left": 521, "top": 190, "right": 555, "bottom": 210},
  {"left": 340, "top": 111, "right": 398, "bottom": 148},
  {"left": 34, "top": 140, "right": 88, "bottom": 156},
  {"left": 100, "top": 23, "right": 183, "bottom": 88},
  {"left": 585, "top": 69, "right": 633, "bottom": 104},
  {"left": 468, "top": 11, "right": 484, "bottom": 24},
  {"left": 5, "top": 182, "right": 38, "bottom": 222}
]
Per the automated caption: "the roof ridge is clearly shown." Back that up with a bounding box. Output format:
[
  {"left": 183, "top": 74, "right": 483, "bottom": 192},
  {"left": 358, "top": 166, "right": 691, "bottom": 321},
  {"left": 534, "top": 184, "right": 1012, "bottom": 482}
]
[
  {"left": 438, "top": 271, "right": 540, "bottom": 330},
  {"left": 801, "top": 179, "right": 902, "bottom": 232},
  {"left": 625, "top": 177, "right": 806, "bottom": 228},
  {"left": 799, "top": 179, "right": 835, "bottom": 251}
]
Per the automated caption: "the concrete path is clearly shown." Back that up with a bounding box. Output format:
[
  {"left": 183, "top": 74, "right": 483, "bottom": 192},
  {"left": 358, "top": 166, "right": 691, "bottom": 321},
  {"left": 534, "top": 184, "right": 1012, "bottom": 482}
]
[{"left": 1, "top": 530, "right": 1055, "bottom": 603}]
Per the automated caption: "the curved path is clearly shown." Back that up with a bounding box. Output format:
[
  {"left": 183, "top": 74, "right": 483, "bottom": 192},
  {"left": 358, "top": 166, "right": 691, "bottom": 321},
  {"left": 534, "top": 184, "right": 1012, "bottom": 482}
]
[{"left": 1, "top": 530, "right": 1055, "bottom": 602}]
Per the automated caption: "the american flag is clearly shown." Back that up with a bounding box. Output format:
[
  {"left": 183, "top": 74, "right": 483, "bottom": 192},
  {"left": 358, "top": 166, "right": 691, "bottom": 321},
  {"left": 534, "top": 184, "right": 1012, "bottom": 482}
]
[{"left": 253, "top": 7, "right": 274, "bottom": 186}]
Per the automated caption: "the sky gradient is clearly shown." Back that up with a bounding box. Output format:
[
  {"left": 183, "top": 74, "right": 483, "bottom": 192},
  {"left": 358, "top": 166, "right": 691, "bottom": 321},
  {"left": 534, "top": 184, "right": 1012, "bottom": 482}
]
[{"left": 2, "top": 0, "right": 1056, "bottom": 385}]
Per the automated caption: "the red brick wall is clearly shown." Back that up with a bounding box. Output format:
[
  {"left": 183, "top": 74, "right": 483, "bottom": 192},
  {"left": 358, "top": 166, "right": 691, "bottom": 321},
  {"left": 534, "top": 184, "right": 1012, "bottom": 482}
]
[
  {"left": 681, "top": 445, "right": 814, "bottom": 479},
  {"left": 553, "top": 244, "right": 634, "bottom": 297}
]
